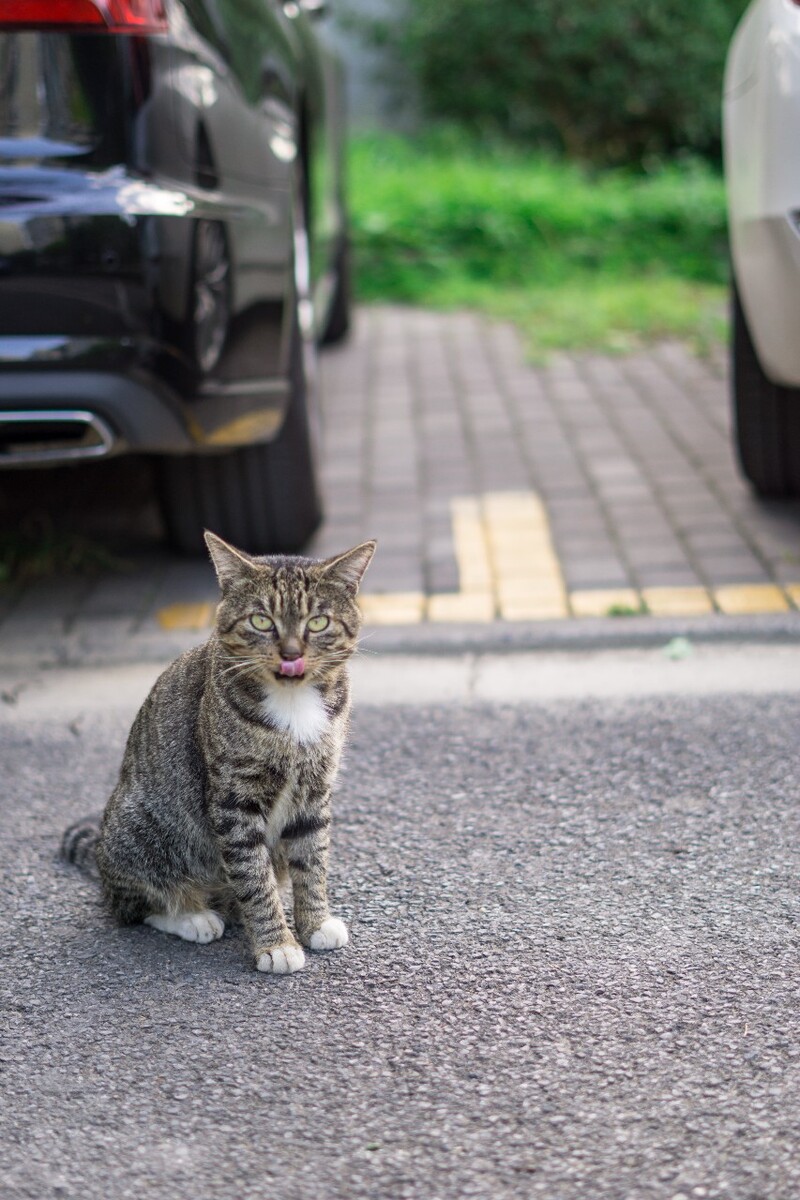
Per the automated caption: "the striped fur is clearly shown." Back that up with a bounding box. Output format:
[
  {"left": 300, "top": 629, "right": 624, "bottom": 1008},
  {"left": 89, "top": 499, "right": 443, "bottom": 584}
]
[
  {"left": 62, "top": 533, "right": 375, "bottom": 975},
  {"left": 61, "top": 817, "right": 102, "bottom": 879}
]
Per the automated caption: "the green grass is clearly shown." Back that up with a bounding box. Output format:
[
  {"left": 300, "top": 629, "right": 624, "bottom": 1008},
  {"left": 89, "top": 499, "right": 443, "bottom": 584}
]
[
  {"left": 349, "top": 133, "right": 729, "bottom": 356},
  {"left": 606, "top": 601, "right": 651, "bottom": 618}
]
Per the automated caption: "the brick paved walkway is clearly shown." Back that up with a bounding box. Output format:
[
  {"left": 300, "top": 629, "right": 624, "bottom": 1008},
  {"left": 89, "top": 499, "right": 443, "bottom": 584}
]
[
  {"left": 312, "top": 307, "right": 800, "bottom": 622},
  {"left": 1, "top": 305, "right": 799, "bottom": 658}
]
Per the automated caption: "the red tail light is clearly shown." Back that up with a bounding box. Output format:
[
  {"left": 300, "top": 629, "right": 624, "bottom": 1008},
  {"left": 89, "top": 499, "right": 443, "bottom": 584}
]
[{"left": 0, "top": 0, "right": 168, "bottom": 33}]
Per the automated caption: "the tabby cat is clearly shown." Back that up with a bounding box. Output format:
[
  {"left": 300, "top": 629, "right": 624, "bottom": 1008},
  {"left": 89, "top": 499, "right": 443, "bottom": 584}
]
[{"left": 61, "top": 532, "right": 375, "bottom": 975}]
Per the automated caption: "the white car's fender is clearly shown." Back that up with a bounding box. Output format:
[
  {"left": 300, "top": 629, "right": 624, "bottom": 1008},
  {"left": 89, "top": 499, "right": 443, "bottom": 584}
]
[{"left": 725, "top": 0, "right": 800, "bottom": 386}]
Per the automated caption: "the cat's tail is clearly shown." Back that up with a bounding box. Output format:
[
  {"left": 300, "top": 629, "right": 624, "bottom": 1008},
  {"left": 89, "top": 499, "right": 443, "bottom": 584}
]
[{"left": 61, "top": 816, "right": 101, "bottom": 880}]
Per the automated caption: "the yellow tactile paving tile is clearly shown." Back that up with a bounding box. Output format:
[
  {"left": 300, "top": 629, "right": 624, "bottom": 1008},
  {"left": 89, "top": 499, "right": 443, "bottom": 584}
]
[
  {"left": 358, "top": 592, "right": 426, "bottom": 625},
  {"left": 641, "top": 587, "right": 714, "bottom": 617},
  {"left": 497, "top": 581, "right": 565, "bottom": 598},
  {"left": 450, "top": 497, "right": 494, "bottom": 593},
  {"left": 427, "top": 592, "right": 495, "bottom": 623},
  {"left": 713, "top": 584, "right": 790, "bottom": 615},
  {"left": 157, "top": 602, "right": 215, "bottom": 631},
  {"left": 456, "top": 564, "right": 494, "bottom": 592},
  {"left": 501, "top": 600, "right": 568, "bottom": 621},
  {"left": 154, "top": 491, "right": 800, "bottom": 630},
  {"left": 570, "top": 589, "right": 643, "bottom": 618},
  {"left": 496, "top": 582, "right": 568, "bottom": 621},
  {"left": 483, "top": 492, "right": 569, "bottom": 620}
]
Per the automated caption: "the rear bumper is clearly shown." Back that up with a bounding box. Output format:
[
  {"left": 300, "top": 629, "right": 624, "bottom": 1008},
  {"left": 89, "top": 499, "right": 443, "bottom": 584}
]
[
  {"left": 0, "top": 361, "right": 290, "bottom": 463},
  {"left": 0, "top": 368, "right": 191, "bottom": 462}
]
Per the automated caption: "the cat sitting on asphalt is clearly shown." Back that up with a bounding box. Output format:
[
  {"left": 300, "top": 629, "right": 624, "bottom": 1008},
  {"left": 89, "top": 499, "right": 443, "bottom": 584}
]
[{"left": 62, "top": 531, "right": 376, "bottom": 975}]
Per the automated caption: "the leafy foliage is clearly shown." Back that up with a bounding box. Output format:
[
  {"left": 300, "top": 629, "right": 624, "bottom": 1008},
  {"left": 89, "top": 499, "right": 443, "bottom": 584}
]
[{"left": 360, "top": 0, "right": 750, "bottom": 164}]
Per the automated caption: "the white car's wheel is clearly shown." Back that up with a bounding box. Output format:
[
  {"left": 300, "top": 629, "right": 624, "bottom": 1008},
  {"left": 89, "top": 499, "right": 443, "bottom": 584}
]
[{"left": 732, "top": 283, "right": 800, "bottom": 498}]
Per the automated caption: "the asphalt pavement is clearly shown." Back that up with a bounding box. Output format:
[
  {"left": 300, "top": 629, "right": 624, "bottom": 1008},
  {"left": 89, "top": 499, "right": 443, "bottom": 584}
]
[
  {"left": 2, "top": 647, "right": 800, "bottom": 1200},
  {"left": 2, "top": 312, "right": 800, "bottom": 1198}
]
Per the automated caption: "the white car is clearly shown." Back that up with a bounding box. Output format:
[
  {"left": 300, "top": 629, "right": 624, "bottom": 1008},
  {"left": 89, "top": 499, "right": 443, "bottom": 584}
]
[{"left": 724, "top": 0, "right": 800, "bottom": 495}]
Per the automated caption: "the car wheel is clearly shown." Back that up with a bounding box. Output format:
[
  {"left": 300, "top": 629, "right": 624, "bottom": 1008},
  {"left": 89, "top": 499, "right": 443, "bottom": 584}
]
[
  {"left": 732, "top": 282, "right": 800, "bottom": 497},
  {"left": 190, "top": 219, "right": 230, "bottom": 375},
  {"left": 320, "top": 235, "right": 352, "bottom": 346},
  {"left": 155, "top": 188, "right": 323, "bottom": 556}
]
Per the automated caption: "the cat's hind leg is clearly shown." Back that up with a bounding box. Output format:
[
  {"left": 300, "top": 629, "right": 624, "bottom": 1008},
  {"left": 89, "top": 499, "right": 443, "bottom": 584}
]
[
  {"left": 103, "top": 873, "right": 224, "bottom": 944},
  {"left": 143, "top": 881, "right": 225, "bottom": 943},
  {"left": 145, "top": 910, "right": 224, "bottom": 944}
]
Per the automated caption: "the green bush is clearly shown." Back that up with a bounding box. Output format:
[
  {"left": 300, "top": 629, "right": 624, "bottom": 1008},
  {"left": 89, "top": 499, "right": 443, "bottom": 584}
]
[{"left": 364, "top": 0, "right": 750, "bottom": 165}]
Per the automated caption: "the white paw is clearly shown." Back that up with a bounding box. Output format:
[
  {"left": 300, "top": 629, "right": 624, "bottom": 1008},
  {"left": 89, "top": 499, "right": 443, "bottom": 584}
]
[
  {"left": 145, "top": 910, "right": 225, "bottom": 944},
  {"left": 309, "top": 917, "right": 349, "bottom": 951},
  {"left": 256, "top": 944, "right": 306, "bottom": 974}
]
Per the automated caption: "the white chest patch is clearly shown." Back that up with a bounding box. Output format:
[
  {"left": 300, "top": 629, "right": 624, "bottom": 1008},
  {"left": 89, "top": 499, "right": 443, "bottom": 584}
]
[{"left": 261, "top": 683, "right": 330, "bottom": 745}]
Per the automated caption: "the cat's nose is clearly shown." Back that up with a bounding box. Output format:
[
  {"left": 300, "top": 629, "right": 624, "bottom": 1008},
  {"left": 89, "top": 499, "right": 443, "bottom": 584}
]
[{"left": 280, "top": 642, "right": 303, "bottom": 660}]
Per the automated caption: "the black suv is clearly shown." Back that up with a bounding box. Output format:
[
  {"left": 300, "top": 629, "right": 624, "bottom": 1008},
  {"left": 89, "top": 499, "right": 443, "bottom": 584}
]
[{"left": 0, "top": 0, "right": 350, "bottom": 552}]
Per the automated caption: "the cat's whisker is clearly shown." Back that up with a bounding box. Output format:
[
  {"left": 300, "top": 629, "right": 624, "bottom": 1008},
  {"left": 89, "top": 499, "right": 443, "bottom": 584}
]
[
  {"left": 219, "top": 658, "right": 263, "bottom": 678},
  {"left": 348, "top": 639, "right": 374, "bottom": 654},
  {"left": 350, "top": 633, "right": 378, "bottom": 657}
]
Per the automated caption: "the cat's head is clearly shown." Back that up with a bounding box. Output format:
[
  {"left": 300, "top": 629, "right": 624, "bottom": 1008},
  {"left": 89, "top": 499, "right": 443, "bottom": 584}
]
[{"left": 205, "top": 532, "right": 376, "bottom": 687}]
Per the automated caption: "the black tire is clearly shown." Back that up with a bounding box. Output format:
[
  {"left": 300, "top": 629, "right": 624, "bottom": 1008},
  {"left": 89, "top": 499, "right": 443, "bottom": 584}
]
[
  {"left": 732, "top": 282, "right": 800, "bottom": 497},
  {"left": 320, "top": 236, "right": 352, "bottom": 346},
  {"left": 156, "top": 313, "right": 322, "bottom": 556}
]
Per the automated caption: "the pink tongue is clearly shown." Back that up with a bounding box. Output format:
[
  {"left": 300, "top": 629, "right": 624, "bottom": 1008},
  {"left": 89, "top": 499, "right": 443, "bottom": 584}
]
[{"left": 279, "top": 658, "right": 305, "bottom": 677}]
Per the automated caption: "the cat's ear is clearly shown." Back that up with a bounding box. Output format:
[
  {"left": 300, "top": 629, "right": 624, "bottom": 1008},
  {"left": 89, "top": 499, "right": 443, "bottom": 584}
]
[
  {"left": 319, "top": 540, "right": 376, "bottom": 595},
  {"left": 204, "top": 530, "right": 258, "bottom": 589}
]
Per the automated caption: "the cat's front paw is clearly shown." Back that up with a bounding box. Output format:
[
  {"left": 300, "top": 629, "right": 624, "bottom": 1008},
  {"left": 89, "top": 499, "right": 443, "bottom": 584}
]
[
  {"left": 308, "top": 916, "right": 349, "bottom": 951},
  {"left": 256, "top": 943, "right": 306, "bottom": 974}
]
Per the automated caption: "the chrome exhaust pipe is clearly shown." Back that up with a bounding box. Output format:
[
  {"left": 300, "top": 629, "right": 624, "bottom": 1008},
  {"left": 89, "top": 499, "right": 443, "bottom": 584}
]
[{"left": 0, "top": 410, "right": 117, "bottom": 465}]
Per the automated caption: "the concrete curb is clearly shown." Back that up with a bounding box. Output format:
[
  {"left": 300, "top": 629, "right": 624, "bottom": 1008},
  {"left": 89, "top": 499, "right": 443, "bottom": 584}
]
[
  {"left": 1, "top": 612, "right": 798, "bottom": 672},
  {"left": 360, "top": 612, "right": 800, "bottom": 655}
]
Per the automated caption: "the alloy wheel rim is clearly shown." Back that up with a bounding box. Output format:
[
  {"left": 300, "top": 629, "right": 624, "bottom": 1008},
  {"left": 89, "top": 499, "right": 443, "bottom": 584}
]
[{"left": 194, "top": 220, "right": 230, "bottom": 374}]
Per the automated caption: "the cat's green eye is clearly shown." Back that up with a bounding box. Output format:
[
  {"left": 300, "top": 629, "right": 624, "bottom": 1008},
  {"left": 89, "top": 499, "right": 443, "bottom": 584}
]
[
  {"left": 307, "top": 615, "right": 330, "bottom": 633},
  {"left": 250, "top": 613, "right": 274, "bottom": 632}
]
